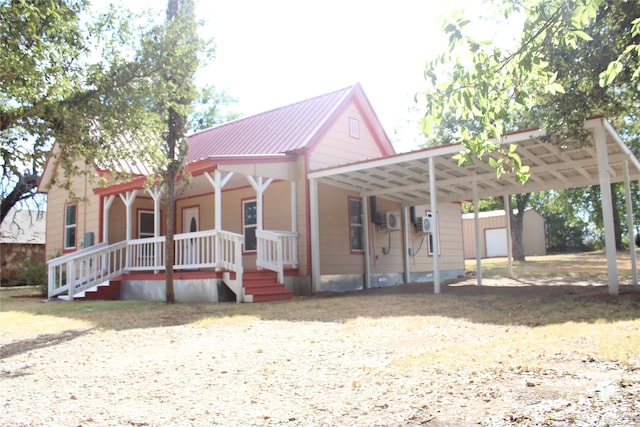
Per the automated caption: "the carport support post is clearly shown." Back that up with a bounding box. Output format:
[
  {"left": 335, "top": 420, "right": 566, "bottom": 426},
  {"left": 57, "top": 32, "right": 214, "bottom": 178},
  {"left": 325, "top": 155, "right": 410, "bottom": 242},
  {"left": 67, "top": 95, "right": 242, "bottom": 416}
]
[
  {"left": 472, "top": 181, "right": 482, "bottom": 286},
  {"left": 429, "top": 157, "right": 440, "bottom": 294},
  {"left": 309, "top": 178, "right": 321, "bottom": 293},
  {"left": 504, "top": 194, "right": 514, "bottom": 278},
  {"left": 595, "top": 124, "right": 619, "bottom": 295},
  {"left": 623, "top": 159, "right": 638, "bottom": 288}
]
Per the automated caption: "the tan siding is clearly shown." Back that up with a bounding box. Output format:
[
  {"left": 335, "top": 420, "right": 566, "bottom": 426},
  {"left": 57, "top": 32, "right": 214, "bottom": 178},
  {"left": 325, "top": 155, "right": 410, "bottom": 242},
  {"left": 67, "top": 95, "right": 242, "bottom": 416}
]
[
  {"left": 318, "top": 183, "right": 364, "bottom": 275},
  {"left": 295, "top": 158, "right": 309, "bottom": 275},
  {"left": 407, "top": 204, "right": 464, "bottom": 272},
  {"left": 316, "top": 187, "right": 464, "bottom": 276},
  {"left": 175, "top": 194, "right": 214, "bottom": 232},
  {"left": 308, "top": 103, "right": 386, "bottom": 171},
  {"left": 263, "top": 181, "right": 292, "bottom": 231},
  {"left": 45, "top": 166, "right": 101, "bottom": 259},
  {"left": 369, "top": 198, "right": 404, "bottom": 274}
]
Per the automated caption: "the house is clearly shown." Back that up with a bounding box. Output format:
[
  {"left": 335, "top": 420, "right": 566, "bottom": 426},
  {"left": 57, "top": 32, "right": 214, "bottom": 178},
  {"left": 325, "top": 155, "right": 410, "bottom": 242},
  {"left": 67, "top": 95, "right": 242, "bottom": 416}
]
[
  {"left": 0, "top": 209, "right": 46, "bottom": 286},
  {"left": 39, "top": 83, "right": 465, "bottom": 302},
  {"left": 39, "top": 84, "right": 640, "bottom": 300},
  {"left": 461, "top": 209, "right": 547, "bottom": 258}
]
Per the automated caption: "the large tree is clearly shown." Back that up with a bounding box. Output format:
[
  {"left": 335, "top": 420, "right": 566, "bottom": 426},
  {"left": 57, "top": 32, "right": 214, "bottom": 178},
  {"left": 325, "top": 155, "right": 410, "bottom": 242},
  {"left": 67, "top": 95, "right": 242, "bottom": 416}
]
[
  {"left": 421, "top": 0, "right": 639, "bottom": 179},
  {"left": 151, "top": 0, "right": 202, "bottom": 303},
  {"left": 0, "top": 0, "right": 232, "bottom": 229},
  {"left": 0, "top": 0, "right": 170, "bottom": 224},
  {"left": 421, "top": 0, "right": 640, "bottom": 255}
]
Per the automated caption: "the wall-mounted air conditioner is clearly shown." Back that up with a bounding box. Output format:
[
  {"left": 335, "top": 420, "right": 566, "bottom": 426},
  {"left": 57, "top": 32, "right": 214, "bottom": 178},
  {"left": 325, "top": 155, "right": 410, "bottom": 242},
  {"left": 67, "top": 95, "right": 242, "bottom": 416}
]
[
  {"left": 380, "top": 212, "right": 401, "bottom": 231},
  {"left": 421, "top": 216, "right": 432, "bottom": 233}
]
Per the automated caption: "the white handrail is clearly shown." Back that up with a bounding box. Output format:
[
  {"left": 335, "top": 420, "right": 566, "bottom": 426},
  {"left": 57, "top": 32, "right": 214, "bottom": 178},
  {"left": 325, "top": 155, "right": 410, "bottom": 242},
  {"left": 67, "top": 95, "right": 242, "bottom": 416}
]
[
  {"left": 48, "top": 241, "right": 127, "bottom": 299},
  {"left": 48, "top": 229, "right": 248, "bottom": 301},
  {"left": 256, "top": 229, "right": 298, "bottom": 283}
]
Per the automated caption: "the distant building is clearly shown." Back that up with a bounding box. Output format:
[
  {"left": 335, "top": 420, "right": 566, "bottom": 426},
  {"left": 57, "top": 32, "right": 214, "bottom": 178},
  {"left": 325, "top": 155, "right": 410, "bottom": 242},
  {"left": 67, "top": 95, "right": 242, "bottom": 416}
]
[
  {"left": 461, "top": 209, "right": 546, "bottom": 259},
  {"left": 1, "top": 209, "right": 46, "bottom": 285}
]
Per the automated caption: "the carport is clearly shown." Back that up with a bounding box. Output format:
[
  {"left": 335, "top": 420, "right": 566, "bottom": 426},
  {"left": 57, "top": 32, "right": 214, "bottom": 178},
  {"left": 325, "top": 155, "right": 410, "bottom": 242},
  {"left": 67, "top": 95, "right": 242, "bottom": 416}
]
[{"left": 308, "top": 117, "right": 640, "bottom": 295}]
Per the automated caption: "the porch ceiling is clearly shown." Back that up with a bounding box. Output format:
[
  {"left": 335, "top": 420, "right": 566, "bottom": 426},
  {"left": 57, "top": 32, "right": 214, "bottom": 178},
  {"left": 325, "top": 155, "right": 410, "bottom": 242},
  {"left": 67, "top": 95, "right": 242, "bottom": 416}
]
[{"left": 308, "top": 118, "right": 640, "bottom": 206}]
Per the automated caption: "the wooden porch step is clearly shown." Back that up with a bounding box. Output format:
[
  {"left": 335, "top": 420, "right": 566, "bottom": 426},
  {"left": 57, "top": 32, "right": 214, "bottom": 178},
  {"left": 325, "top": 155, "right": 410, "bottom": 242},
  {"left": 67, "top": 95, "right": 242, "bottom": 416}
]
[
  {"left": 76, "top": 279, "right": 122, "bottom": 301},
  {"left": 243, "top": 270, "right": 293, "bottom": 303}
]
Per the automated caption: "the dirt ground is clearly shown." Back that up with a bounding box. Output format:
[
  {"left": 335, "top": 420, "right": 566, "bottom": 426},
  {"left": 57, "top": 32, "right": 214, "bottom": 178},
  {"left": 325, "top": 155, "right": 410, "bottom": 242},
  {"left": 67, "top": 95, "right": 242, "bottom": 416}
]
[{"left": 1, "top": 277, "right": 639, "bottom": 426}]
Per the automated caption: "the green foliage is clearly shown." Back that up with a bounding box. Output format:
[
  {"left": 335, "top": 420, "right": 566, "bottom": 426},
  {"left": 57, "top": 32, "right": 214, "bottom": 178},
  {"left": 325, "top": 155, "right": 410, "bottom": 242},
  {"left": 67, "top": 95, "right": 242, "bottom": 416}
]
[
  {"left": 15, "top": 258, "right": 48, "bottom": 295},
  {"left": 0, "top": 0, "right": 232, "bottom": 225},
  {"left": 419, "top": 0, "right": 639, "bottom": 183},
  {"left": 189, "top": 85, "right": 241, "bottom": 132},
  {"left": 529, "top": 190, "right": 592, "bottom": 252}
]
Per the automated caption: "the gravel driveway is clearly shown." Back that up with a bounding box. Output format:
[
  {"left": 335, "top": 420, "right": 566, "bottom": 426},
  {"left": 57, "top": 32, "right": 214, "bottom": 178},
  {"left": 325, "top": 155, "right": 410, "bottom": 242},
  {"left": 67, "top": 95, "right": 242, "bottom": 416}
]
[{"left": 2, "top": 278, "right": 639, "bottom": 426}]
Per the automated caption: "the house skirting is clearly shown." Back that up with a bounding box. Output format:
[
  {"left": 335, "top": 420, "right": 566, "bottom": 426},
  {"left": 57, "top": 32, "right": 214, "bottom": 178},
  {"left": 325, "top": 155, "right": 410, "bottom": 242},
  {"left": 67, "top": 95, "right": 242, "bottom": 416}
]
[
  {"left": 120, "top": 278, "right": 221, "bottom": 302},
  {"left": 317, "top": 269, "right": 465, "bottom": 293}
]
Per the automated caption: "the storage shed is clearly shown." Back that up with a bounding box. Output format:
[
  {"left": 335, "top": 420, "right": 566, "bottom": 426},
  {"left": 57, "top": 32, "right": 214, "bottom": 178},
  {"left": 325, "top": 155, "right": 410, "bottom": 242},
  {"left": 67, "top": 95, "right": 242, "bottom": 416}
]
[{"left": 461, "top": 209, "right": 546, "bottom": 259}]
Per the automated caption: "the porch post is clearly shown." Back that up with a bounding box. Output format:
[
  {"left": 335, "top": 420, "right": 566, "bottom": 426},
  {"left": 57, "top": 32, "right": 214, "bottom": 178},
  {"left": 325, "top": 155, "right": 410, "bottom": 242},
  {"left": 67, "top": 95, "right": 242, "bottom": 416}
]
[
  {"left": 309, "top": 178, "right": 321, "bottom": 293},
  {"left": 119, "top": 190, "right": 138, "bottom": 241},
  {"left": 247, "top": 175, "right": 273, "bottom": 232},
  {"left": 504, "top": 194, "right": 514, "bottom": 278},
  {"left": 102, "top": 195, "right": 115, "bottom": 244},
  {"left": 119, "top": 190, "right": 138, "bottom": 269},
  {"left": 472, "top": 181, "right": 482, "bottom": 286},
  {"left": 205, "top": 170, "right": 234, "bottom": 232},
  {"left": 148, "top": 186, "right": 162, "bottom": 238},
  {"left": 428, "top": 157, "right": 440, "bottom": 294},
  {"left": 595, "top": 123, "right": 619, "bottom": 295},
  {"left": 623, "top": 159, "right": 638, "bottom": 288},
  {"left": 148, "top": 186, "right": 162, "bottom": 273}
]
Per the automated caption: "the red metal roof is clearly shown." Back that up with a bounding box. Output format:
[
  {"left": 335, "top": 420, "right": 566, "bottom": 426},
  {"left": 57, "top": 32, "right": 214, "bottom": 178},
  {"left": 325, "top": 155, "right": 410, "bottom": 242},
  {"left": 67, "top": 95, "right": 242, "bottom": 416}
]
[{"left": 186, "top": 84, "right": 359, "bottom": 163}]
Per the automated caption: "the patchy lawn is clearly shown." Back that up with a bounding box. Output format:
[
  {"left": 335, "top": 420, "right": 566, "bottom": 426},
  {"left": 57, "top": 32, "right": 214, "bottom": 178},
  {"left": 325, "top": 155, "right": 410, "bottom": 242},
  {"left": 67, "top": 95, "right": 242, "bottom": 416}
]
[{"left": 1, "top": 252, "right": 639, "bottom": 426}]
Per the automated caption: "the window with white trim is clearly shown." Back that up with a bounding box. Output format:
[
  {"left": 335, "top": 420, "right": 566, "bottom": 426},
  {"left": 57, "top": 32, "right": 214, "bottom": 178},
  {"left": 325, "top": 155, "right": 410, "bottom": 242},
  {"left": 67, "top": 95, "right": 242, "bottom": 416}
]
[
  {"left": 243, "top": 199, "right": 257, "bottom": 252},
  {"left": 349, "top": 117, "right": 360, "bottom": 139},
  {"left": 64, "top": 204, "right": 77, "bottom": 250},
  {"left": 349, "top": 197, "right": 364, "bottom": 252}
]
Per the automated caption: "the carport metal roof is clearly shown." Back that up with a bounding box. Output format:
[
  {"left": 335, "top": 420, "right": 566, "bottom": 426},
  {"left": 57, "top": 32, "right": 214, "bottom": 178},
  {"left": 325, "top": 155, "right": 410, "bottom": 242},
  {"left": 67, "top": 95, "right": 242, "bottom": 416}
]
[
  {"left": 308, "top": 117, "right": 640, "bottom": 205},
  {"left": 308, "top": 117, "right": 639, "bottom": 295}
]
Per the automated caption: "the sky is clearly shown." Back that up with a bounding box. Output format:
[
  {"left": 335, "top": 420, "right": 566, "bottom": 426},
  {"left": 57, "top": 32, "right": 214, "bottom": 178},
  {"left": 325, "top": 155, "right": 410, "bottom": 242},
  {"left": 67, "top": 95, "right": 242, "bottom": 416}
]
[{"left": 96, "top": 0, "right": 512, "bottom": 153}]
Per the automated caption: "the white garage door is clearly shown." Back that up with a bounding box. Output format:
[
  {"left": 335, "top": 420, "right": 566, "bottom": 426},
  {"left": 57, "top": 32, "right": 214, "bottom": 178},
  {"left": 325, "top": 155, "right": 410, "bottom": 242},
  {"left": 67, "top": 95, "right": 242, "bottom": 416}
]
[{"left": 485, "top": 228, "right": 508, "bottom": 257}]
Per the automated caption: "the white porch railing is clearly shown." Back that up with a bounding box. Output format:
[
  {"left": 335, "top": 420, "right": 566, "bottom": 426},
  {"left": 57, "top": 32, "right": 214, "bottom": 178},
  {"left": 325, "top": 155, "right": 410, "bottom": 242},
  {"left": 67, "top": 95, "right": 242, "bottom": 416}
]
[
  {"left": 48, "top": 229, "right": 246, "bottom": 302},
  {"left": 256, "top": 230, "right": 298, "bottom": 283},
  {"left": 48, "top": 241, "right": 127, "bottom": 300}
]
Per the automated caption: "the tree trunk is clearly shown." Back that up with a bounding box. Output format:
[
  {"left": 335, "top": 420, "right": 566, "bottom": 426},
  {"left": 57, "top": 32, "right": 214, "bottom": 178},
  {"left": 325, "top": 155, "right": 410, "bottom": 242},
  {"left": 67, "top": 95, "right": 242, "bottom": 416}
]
[
  {"left": 164, "top": 161, "right": 176, "bottom": 304},
  {"left": 0, "top": 172, "right": 39, "bottom": 225},
  {"left": 502, "top": 194, "right": 531, "bottom": 262}
]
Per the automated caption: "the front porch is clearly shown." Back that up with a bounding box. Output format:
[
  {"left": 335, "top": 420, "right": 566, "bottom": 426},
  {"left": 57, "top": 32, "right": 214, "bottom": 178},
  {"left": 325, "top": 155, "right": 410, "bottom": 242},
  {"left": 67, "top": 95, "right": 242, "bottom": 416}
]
[{"left": 47, "top": 228, "right": 298, "bottom": 302}]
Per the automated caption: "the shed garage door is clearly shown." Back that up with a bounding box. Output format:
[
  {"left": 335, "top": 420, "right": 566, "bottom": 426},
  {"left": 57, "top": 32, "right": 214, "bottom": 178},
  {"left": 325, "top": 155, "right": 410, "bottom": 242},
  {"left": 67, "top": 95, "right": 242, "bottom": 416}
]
[{"left": 485, "top": 228, "right": 508, "bottom": 257}]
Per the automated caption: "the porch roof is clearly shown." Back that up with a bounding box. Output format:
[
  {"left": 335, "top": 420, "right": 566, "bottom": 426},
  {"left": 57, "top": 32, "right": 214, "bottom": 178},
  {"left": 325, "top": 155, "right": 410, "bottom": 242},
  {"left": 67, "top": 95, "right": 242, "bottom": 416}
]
[{"left": 307, "top": 117, "right": 640, "bottom": 205}]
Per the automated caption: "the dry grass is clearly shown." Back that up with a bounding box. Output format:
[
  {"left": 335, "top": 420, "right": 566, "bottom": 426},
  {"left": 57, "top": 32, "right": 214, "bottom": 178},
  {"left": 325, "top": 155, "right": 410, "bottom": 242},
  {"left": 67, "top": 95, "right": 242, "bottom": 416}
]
[
  {"left": 465, "top": 249, "right": 639, "bottom": 279},
  {"left": 2, "top": 257, "right": 639, "bottom": 378}
]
